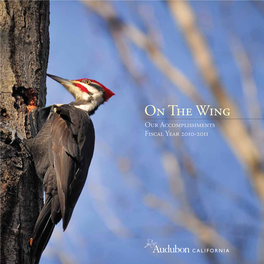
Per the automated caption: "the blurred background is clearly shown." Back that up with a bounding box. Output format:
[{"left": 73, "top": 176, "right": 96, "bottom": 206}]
[{"left": 42, "top": 1, "right": 264, "bottom": 264}]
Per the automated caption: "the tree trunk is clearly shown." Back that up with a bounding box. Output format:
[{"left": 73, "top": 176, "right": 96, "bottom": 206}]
[{"left": 0, "top": 1, "right": 49, "bottom": 264}]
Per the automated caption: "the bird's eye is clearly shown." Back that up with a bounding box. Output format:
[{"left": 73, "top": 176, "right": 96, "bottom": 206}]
[{"left": 82, "top": 79, "right": 91, "bottom": 84}]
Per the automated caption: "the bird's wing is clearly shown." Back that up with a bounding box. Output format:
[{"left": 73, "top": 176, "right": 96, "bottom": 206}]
[
  {"left": 50, "top": 105, "right": 94, "bottom": 230},
  {"left": 51, "top": 109, "right": 77, "bottom": 224}
]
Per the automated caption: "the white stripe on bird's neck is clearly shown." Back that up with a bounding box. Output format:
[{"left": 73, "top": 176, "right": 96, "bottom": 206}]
[{"left": 74, "top": 92, "right": 104, "bottom": 113}]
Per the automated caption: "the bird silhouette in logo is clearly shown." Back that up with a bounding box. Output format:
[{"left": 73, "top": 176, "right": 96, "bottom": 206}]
[{"left": 144, "top": 239, "right": 157, "bottom": 248}]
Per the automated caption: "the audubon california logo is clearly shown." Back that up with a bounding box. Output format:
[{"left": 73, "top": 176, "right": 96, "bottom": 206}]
[{"left": 144, "top": 240, "right": 230, "bottom": 254}]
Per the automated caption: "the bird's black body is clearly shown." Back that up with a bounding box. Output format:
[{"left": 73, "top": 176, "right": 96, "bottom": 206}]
[
  {"left": 27, "top": 104, "right": 95, "bottom": 264},
  {"left": 26, "top": 73, "right": 114, "bottom": 264}
]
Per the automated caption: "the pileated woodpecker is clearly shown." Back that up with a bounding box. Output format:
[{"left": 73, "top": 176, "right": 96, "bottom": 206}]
[{"left": 27, "top": 74, "right": 115, "bottom": 264}]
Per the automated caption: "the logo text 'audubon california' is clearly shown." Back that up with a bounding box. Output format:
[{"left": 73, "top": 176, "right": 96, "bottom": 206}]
[{"left": 144, "top": 240, "right": 230, "bottom": 254}]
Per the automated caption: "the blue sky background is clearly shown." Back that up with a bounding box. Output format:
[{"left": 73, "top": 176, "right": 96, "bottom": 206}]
[{"left": 41, "top": 1, "right": 264, "bottom": 264}]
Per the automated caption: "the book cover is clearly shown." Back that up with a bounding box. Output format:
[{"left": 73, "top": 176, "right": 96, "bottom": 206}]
[{"left": 1, "top": 1, "right": 263, "bottom": 264}]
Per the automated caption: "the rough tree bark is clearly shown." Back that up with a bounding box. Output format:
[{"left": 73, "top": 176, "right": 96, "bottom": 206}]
[{"left": 0, "top": 1, "right": 49, "bottom": 264}]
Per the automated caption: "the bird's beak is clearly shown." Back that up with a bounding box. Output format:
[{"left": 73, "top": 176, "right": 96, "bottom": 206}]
[{"left": 47, "top": 73, "right": 74, "bottom": 87}]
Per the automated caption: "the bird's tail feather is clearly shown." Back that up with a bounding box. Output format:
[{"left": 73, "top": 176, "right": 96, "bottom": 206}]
[{"left": 31, "top": 196, "right": 55, "bottom": 264}]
